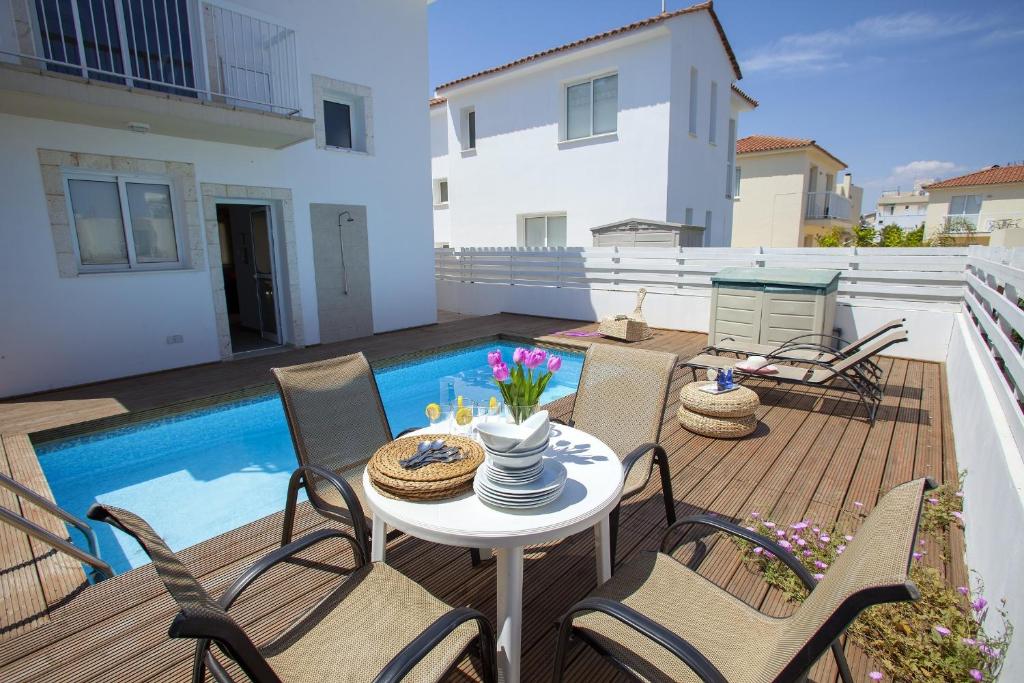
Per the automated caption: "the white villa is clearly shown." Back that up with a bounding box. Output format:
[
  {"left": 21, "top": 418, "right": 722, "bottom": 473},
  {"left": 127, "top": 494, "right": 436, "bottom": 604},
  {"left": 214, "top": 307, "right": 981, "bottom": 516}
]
[
  {"left": 430, "top": 3, "right": 756, "bottom": 249},
  {"left": 0, "top": 0, "right": 437, "bottom": 397},
  {"left": 874, "top": 187, "right": 929, "bottom": 230}
]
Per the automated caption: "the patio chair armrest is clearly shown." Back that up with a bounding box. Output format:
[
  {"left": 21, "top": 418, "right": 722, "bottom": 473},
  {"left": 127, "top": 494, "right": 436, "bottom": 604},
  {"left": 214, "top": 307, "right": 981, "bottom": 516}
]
[
  {"left": 661, "top": 515, "right": 818, "bottom": 591},
  {"left": 219, "top": 528, "right": 357, "bottom": 611},
  {"left": 560, "top": 597, "right": 727, "bottom": 683},
  {"left": 373, "top": 607, "right": 496, "bottom": 683},
  {"left": 621, "top": 443, "right": 664, "bottom": 478},
  {"left": 551, "top": 417, "right": 575, "bottom": 427},
  {"left": 284, "top": 464, "right": 370, "bottom": 557},
  {"left": 775, "top": 332, "right": 848, "bottom": 349},
  {"left": 396, "top": 426, "right": 425, "bottom": 437}
]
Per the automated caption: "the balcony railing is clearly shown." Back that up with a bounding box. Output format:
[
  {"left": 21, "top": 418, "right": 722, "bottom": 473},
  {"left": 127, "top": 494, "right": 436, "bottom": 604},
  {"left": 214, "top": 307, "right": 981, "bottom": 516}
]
[
  {"left": 805, "top": 191, "right": 852, "bottom": 221},
  {"left": 942, "top": 213, "right": 1024, "bottom": 235},
  {"left": 2, "top": 0, "right": 300, "bottom": 115}
]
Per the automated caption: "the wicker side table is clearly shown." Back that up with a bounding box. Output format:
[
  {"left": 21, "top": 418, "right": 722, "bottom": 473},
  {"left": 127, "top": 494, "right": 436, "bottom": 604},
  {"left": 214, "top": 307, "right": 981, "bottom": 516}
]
[{"left": 677, "top": 381, "right": 759, "bottom": 438}]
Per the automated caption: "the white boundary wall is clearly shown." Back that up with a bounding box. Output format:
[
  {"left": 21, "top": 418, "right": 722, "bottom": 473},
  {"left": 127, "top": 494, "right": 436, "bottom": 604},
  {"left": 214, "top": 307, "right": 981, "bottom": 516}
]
[
  {"left": 438, "top": 244, "right": 1024, "bottom": 676},
  {"left": 436, "top": 246, "right": 966, "bottom": 361},
  {"left": 948, "top": 247, "right": 1024, "bottom": 679}
]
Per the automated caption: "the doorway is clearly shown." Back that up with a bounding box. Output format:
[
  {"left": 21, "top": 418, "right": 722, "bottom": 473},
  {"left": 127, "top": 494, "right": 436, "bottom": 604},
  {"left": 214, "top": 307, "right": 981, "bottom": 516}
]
[{"left": 216, "top": 203, "right": 282, "bottom": 354}]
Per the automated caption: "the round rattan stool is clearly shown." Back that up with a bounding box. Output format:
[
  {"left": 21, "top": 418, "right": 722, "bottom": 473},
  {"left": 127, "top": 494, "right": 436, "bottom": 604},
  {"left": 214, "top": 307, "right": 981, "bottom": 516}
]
[
  {"left": 677, "top": 405, "right": 757, "bottom": 439},
  {"left": 678, "top": 381, "right": 760, "bottom": 418}
]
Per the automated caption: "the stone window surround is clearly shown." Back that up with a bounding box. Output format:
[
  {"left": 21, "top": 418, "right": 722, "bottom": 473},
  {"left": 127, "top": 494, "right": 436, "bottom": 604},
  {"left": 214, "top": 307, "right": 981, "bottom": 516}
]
[
  {"left": 312, "top": 74, "right": 374, "bottom": 155},
  {"left": 200, "top": 184, "right": 304, "bottom": 360},
  {"left": 38, "top": 149, "right": 203, "bottom": 278}
]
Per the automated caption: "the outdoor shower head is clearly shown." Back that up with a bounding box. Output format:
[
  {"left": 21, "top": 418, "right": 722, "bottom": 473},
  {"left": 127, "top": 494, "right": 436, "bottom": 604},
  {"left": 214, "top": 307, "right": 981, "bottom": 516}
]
[{"left": 338, "top": 211, "right": 355, "bottom": 225}]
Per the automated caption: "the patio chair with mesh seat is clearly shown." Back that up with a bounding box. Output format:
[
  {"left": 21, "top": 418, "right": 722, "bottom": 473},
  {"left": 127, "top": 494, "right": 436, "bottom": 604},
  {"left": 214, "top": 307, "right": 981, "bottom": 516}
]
[
  {"left": 87, "top": 476, "right": 497, "bottom": 683},
  {"left": 684, "top": 330, "right": 909, "bottom": 424},
  {"left": 272, "top": 352, "right": 482, "bottom": 565},
  {"left": 552, "top": 477, "right": 934, "bottom": 683},
  {"left": 558, "top": 343, "right": 679, "bottom": 566}
]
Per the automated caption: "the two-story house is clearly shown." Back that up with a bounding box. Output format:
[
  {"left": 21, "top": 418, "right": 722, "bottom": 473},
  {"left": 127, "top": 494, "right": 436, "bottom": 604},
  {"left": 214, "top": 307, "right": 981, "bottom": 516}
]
[
  {"left": 430, "top": 1, "right": 756, "bottom": 249},
  {"left": 923, "top": 165, "right": 1024, "bottom": 246},
  {"left": 0, "top": 0, "right": 437, "bottom": 397},
  {"left": 731, "top": 135, "right": 862, "bottom": 247},
  {"left": 875, "top": 188, "right": 929, "bottom": 230}
]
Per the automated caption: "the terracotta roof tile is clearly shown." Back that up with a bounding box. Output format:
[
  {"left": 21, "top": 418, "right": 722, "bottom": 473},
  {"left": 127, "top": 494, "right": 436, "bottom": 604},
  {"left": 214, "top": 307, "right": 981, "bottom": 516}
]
[
  {"left": 736, "top": 135, "right": 846, "bottom": 169},
  {"left": 730, "top": 84, "right": 757, "bottom": 108},
  {"left": 435, "top": 1, "right": 740, "bottom": 92},
  {"left": 923, "top": 165, "right": 1024, "bottom": 190},
  {"left": 429, "top": 96, "right": 447, "bottom": 107}
]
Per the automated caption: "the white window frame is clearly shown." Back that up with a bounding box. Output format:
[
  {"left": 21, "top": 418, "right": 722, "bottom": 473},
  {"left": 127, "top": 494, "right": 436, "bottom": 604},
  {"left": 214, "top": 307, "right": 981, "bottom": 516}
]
[
  {"left": 561, "top": 71, "right": 618, "bottom": 141},
  {"left": 63, "top": 169, "right": 186, "bottom": 274},
  {"left": 708, "top": 81, "right": 718, "bottom": 144},
  {"left": 433, "top": 178, "right": 449, "bottom": 207},
  {"left": 948, "top": 194, "right": 983, "bottom": 216},
  {"left": 518, "top": 213, "right": 567, "bottom": 247},
  {"left": 725, "top": 117, "right": 737, "bottom": 198},
  {"left": 688, "top": 67, "right": 698, "bottom": 136},
  {"left": 460, "top": 106, "right": 476, "bottom": 151},
  {"left": 734, "top": 166, "right": 742, "bottom": 198}
]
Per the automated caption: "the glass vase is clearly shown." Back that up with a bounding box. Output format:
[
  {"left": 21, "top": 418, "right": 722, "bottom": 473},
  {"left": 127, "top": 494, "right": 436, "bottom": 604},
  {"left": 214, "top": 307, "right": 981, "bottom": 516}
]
[{"left": 504, "top": 403, "right": 539, "bottom": 425}]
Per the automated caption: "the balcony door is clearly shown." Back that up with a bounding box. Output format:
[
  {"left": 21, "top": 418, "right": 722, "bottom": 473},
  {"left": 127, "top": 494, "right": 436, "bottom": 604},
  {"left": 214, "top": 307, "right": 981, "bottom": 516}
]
[{"left": 33, "top": 0, "right": 196, "bottom": 96}]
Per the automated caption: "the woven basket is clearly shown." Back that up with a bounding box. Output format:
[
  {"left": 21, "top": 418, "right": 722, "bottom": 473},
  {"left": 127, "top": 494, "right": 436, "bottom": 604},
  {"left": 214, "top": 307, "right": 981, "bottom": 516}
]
[
  {"left": 367, "top": 434, "right": 483, "bottom": 500},
  {"left": 678, "top": 382, "right": 759, "bottom": 418},
  {"left": 598, "top": 317, "right": 651, "bottom": 342},
  {"left": 677, "top": 405, "right": 756, "bottom": 439}
]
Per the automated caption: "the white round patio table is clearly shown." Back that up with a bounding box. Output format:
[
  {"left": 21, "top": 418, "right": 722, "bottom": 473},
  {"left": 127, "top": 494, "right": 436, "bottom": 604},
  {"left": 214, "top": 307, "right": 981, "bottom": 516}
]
[{"left": 362, "top": 422, "right": 623, "bottom": 683}]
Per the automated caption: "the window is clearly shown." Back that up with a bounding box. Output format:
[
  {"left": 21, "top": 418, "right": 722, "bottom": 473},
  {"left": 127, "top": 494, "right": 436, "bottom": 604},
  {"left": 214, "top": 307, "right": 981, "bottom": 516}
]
[
  {"left": 725, "top": 118, "right": 737, "bottom": 197},
  {"left": 949, "top": 194, "right": 982, "bottom": 216},
  {"left": 684, "top": 207, "right": 694, "bottom": 225},
  {"left": 734, "top": 167, "right": 742, "bottom": 198},
  {"left": 66, "top": 172, "right": 182, "bottom": 271},
  {"left": 324, "top": 101, "right": 352, "bottom": 149},
  {"left": 520, "top": 214, "right": 567, "bottom": 247},
  {"left": 708, "top": 81, "right": 718, "bottom": 144},
  {"left": 461, "top": 107, "right": 476, "bottom": 150},
  {"left": 314, "top": 76, "right": 373, "bottom": 154},
  {"left": 565, "top": 73, "right": 618, "bottom": 140},
  {"left": 433, "top": 178, "right": 449, "bottom": 206},
  {"left": 322, "top": 92, "right": 367, "bottom": 152},
  {"left": 688, "top": 67, "right": 698, "bottom": 135}
]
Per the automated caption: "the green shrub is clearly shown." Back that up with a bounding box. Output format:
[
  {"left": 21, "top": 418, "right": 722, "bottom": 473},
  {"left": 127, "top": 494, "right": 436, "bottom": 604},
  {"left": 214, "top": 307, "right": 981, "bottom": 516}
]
[{"left": 732, "top": 479, "right": 1011, "bottom": 682}]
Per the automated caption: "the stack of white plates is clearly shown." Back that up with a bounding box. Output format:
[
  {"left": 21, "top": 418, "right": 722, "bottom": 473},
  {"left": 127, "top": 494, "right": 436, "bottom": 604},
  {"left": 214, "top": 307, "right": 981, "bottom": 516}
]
[{"left": 474, "top": 459, "right": 567, "bottom": 509}]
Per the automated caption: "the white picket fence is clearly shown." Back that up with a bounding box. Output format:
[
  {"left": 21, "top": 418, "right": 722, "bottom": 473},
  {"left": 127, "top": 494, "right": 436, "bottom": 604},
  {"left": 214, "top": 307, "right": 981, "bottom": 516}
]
[{"left": 435, "top": 246, "right": 968, "bottom": 304}]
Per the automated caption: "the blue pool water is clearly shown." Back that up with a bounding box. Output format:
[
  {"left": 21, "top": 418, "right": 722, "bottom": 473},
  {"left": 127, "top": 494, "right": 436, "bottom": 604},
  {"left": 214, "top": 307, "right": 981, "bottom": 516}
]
[{"left": 36, "top": 341, "right": 583, "bottom": 574}]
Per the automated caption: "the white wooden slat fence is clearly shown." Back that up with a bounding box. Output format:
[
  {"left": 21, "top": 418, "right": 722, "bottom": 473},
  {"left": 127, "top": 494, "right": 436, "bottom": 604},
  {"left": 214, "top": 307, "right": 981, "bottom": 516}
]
[{"left": 436, "top": 246, "right": 969, "bottom": 304}]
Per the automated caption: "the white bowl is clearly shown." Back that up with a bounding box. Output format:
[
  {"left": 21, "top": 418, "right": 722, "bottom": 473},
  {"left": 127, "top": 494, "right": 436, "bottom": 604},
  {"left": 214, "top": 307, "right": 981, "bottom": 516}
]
[
  {"left": 476, "top": 421, "right": 532, "bottom": 452},
  {"left": 487, "top": 451, "right": 543, "bottom": 469},
  {"left": 485, "top": 439, "right": 548, "bottom": 457}
]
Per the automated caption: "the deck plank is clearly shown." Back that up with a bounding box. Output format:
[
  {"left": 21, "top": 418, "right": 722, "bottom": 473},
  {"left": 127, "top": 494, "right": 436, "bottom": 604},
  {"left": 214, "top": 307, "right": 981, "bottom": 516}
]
[{"left": 0, "top": 315, "right": 962, "bottom": 682}]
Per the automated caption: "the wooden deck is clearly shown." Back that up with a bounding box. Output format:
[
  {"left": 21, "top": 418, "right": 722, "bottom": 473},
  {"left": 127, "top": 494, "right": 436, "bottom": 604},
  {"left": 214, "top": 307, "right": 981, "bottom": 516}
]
[{"left": 0, "top": 314, "right": 961, "bottom": 682}]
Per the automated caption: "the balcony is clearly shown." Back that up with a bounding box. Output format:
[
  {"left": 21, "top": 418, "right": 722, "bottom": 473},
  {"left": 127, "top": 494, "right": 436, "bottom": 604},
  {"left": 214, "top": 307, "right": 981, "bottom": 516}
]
[
  {"left": 0, "top": 0, "right": 313, "bottom": 148},
  {"left": 943, "top": 212, "right": 1024, "bottom": 235},
  {"left": 805, "top": 190, "right": 852, "bottom": 221}
]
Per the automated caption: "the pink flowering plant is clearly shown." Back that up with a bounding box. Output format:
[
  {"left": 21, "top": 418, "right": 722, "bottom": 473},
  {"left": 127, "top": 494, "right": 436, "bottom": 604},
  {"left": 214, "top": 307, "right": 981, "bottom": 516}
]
[
  {"left": 732, "top": 476, "right": 1011, "bottom": 682},
  {"left": 487, "top": 346, "right": 562, "bottom": 423}
]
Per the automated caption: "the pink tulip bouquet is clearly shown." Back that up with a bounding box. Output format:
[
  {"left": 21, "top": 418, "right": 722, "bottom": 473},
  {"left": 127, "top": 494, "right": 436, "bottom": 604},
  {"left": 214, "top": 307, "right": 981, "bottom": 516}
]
[{"left": 487, "top": 347, "right": 562, "bottom": 424}]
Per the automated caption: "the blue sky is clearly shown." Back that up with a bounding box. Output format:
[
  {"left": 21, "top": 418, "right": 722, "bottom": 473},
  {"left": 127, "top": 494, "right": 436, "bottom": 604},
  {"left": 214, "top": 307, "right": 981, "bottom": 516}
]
[{"left": 428, "top": 0, "right": 1024, "bottom": 211}]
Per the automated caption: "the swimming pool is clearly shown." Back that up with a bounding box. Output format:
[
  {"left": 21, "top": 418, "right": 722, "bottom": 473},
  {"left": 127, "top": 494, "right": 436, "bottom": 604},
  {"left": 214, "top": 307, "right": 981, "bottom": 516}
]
[{"left": 36, "top": 340, "right": 583, "bottom": 574}]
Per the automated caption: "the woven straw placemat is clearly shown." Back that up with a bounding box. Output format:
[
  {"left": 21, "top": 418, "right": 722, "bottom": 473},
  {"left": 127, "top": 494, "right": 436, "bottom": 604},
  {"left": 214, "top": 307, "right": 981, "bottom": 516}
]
[
  {"left": 369, "top": 434, "right": 483, "bottom": 482},
  {"left": 678, "top": 381, "right": 760, "bottom": 418},
  {"left": 367, "top": 434, "right": 483, "bottom": 500}
]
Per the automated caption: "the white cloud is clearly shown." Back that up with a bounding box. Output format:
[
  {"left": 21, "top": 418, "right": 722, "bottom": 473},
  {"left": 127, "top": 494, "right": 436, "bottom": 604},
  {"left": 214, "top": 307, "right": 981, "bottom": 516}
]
[
  {"left": 743, "top": 12, "right": 999, "bottom": 74},
  {"left": 863, "top": 160, "right": 966, "bottom": 191},
  {"left": 977, "top": 27, "right": 1024, "bottom": 46}
]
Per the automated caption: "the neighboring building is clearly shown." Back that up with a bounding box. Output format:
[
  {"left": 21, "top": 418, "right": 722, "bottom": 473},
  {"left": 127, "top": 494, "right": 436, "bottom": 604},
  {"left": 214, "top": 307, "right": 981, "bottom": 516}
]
[
  {"left": 430, "top": 2, "right": 756, "bottom": 248},
  {"left": 0, "top": 0, "right": 436, "bottom": 397},
  {"left": 731, "top": 135, "right": 863, "bottom": 247},
  {"left": 875, "top": 188, "right": 929, "bottom": 230},
  {"left": 923, "top": 164, "right": 1024, "bottom": 246},
  {"left": 862, "top": 211, "right": 877, "bottom": 226}
]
